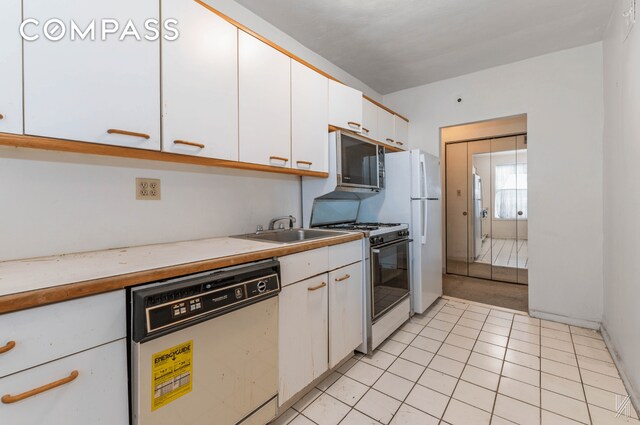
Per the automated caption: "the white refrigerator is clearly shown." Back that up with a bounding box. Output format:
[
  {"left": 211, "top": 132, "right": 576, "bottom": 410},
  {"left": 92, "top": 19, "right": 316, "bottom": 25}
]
[{"left": 359, "top": 149, "right": 442, "bottom": 314}]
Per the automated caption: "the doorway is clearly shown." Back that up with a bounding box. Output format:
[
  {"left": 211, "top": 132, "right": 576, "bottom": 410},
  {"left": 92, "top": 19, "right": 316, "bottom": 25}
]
[{"left": 443, "top": 116, "right": 528, "bottom": 289}]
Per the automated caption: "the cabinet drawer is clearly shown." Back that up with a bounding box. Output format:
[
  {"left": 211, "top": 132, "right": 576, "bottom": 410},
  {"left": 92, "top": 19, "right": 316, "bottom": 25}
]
[
  {"left": 0, "top": 339, "right": 128, "bottom": 425},
  {"left": 0, "top": 291, "right": 125, "bottom": 378},
  {"left": 329, "top": 240, "right": 363, "bottom": 270},
  {"left": 279, "top": 247, "right": 329, "bottom": 287}
]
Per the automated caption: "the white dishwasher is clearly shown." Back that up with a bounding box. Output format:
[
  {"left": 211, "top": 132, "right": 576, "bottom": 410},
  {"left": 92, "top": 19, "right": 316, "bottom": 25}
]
[{"left": 129, "top": 260, "right": 280, "bottom": 425}]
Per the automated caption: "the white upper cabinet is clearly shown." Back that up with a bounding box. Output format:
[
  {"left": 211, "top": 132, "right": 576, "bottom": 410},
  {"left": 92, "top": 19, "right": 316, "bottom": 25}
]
[
  {"left": 377, "top": 107, "right": 395, "bottom": 147},
  {"left": 394, "top": 115, "right": 409, "bottom": 149},
  {"left": 239, "top": 31, "right": 291, "bottom": 167},
  {"left": 291, "top": 61, "right": 328, "bottom": 173},
  {"left": 328, "top": 80, "right": 363, "bottom": 133},
  {"left": 23, "top": 0, "right": 161, "bottom": 150},
  {"left": 162, "top": 0, "right": 238, "bottom": 160},
  {"left": 0, "top": 0, "right": 23, "bottom": 135},
  {"left": 362, "top": 98, "right": 378, "bottom": 141}
]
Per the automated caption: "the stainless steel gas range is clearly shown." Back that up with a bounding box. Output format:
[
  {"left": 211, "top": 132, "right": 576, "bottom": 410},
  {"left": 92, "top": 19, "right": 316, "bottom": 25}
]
[{"left": 317, "top": 222, "right": 412, "bottom": 354}]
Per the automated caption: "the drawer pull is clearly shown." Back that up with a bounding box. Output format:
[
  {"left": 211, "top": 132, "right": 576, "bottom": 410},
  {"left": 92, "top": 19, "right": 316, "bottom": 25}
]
[
  {"left": 307, "top": 282, "right": 327, "bottom": 292},
  {"left": 386, "top": 138, "right": 395, "bottom": 143},
  {"left": 347, "top": 121, "right": 361, "bottom": 129},
  {"left": 396, "top": 141, "right": 404, "bottom": 146},
  {"left": 270, "top": 156, "right": 289, "bottom": 163},
  {"left": 0, "top": 114, "right": 4, "bottom": 120},
  {"left": 335, "top": 274, "right": 351, "bottom": 282},
  {"left": 1, "top": 370, "right": 79, "bottom": 404},
  {"left": 174, "top": 140, "right": 205, "bottom": 149},
  {"left": 296, "top": 160, "right": 313, "bottom": 166},
  {"left": 107, "top": 129, "right": 150, "bottom": 140},
  {"left": 362, "top": 127, "right": 370, "bottom": 134},
  {"left": 0, "top": 340, "right": 15, "bottom": 354}
]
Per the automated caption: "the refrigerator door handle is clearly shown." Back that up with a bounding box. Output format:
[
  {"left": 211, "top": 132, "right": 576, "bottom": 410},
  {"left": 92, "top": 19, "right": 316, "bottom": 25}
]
[
  {"left": 420, "top": 154, "right": 428, "bottom": 199},
  {"left": 421, "top": 199, "right": 427, "bottom": 244}
]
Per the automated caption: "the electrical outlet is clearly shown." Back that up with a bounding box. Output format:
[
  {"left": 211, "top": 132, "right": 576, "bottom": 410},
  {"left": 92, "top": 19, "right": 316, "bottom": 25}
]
[{"left": 136, "top": 178, "right": 161, "bottom": 200}]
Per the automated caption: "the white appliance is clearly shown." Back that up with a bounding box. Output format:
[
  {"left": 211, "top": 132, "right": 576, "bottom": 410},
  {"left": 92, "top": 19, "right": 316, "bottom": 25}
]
[
  {"left": 129, "top": 260, "right": 280, "bottom": 425},
  {"left": 359, "top": 149, "right": 442, "bottom": 314}
]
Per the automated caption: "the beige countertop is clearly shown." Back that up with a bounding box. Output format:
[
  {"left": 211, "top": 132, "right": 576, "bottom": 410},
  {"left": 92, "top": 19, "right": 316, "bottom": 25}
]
[{"left": 0, "top": 231, "right": 362, "bottom": 314}]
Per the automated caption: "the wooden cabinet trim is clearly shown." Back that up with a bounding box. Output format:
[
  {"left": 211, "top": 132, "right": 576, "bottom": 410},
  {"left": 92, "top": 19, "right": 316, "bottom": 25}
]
[
  {"left": 0, "top": 233, "right": 361, "bottom": 314},
  {"left": 0, "top": 133, "right": 327, "bottom": 178},
  {"left": 192, "top": 0, "right": 408, "bottom": 123}
]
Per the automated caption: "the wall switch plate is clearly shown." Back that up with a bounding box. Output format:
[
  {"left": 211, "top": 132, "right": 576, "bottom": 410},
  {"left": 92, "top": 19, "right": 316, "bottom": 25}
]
[{"left": 136, "top": 178, "right": 161, "bottom": 200}]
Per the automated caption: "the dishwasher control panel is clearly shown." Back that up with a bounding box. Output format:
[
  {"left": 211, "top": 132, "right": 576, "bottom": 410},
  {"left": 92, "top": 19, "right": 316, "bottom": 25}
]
[{"left": 130, "top": 260, "right": 280, "bottom": 342}]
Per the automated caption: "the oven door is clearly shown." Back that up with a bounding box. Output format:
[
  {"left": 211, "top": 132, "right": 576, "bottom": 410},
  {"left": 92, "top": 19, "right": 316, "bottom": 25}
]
[
  {"left": 371, "top": 239, "right": 412, "bottom": 321},
  {"left": 337, "top": 132, "right": 382, "bottom": 190}
]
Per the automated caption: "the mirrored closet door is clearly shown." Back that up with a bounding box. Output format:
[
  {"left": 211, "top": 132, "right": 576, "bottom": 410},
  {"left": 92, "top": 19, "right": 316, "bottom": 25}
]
[{"left": 446, "top": 135, "right": 528, "bottom": 284}]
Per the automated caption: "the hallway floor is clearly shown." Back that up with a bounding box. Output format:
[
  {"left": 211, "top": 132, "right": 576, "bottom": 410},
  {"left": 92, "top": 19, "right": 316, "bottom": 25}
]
[
  {"left": 271, "top": 297, "right": 638, "bottom": 425},
  {"left": 443, "top": 274, "right": 528, "bottom": 312}
]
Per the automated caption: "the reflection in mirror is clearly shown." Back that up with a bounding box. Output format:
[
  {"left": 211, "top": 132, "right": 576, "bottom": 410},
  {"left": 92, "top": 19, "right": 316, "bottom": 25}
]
[{"left": 468, "top": 140, "right": 491, "bottom": 280}]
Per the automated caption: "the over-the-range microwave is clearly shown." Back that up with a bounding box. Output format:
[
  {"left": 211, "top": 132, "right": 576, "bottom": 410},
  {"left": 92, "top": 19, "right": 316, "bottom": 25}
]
[{"left": 335, "top": 131, "right": 385, "bottom": 195}]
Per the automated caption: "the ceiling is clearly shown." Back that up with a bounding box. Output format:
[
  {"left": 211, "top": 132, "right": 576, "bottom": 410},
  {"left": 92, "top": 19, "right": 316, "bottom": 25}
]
[{"left": 234, "top": 0, "right": 615, "bottom": 94}]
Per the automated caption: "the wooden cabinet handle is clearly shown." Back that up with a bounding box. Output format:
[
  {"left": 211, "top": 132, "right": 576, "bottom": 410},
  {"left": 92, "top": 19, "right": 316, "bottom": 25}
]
[
  {"left": 296, "top": 160, "right": 313, "bottom": 166},
  {"left": 307, "top": 282, "right": 327, "bottom": 291},
  {"left": 0, "top": 114, "right": 4, "bottom": 120},
  {"left": 362, "top": 128, "right": 370, "bottom": 133},
  {"left": 386, "top": 138, "right": 395, "bottom": 143},
  {"left": 0, "top": 340, "right": 15, "bottom": 354},
  {"left": 1, "top": 370, "right": 79, "bottom": 404},
  {"left": 270, "top": 156, "right": 289, "bottom": 163},
  {"left": 335, "top": 274, "right": 351, "bottom": 282},
  {"left": 347, "top": 122, "right": 361, "bottom": 128},
  {"left": 396, "top": 141, "right": 404, "bottom": 146},
  {"left": 107, "top": 129, "right": 150, "bottom": 140},
  {"left": 174, "top": 140, "right": 205, "bottom": 149}
]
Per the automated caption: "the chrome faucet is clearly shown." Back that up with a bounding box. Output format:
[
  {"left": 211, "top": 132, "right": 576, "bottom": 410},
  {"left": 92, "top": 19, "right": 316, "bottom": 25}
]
[{"left": 268, "top": 215, "right": 296, "bottom": 230}]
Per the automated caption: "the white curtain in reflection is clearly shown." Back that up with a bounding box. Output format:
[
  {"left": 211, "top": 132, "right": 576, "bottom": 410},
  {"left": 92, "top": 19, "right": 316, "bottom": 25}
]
[{"left": 495, "top": 163, "right": 527, "bottom": 219}]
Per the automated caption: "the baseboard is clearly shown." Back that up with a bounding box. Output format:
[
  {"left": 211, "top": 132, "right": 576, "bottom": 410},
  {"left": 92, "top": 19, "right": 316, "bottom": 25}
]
[
  {"left": 601, "top": 324, "right": 640, "bottom": 415},
  {"left": 529, "top": 309, "right": 600, "bottom": 330}
]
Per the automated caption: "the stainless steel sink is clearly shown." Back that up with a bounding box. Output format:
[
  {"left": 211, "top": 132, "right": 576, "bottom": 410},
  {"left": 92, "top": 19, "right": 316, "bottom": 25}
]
[{"left": 232, "top": 229, "right": 347, "bottom": 244}]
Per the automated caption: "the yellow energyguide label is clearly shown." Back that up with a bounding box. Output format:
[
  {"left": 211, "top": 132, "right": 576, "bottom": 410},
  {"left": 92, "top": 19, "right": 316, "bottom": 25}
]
[{"left": 151, "top": 340, "right": 193, "bottom": 411}]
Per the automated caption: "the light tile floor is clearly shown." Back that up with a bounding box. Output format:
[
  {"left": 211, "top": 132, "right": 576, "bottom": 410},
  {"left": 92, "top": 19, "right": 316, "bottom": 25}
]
[{"left": 271, "top": 297, "right": 639, "bottom": 425}]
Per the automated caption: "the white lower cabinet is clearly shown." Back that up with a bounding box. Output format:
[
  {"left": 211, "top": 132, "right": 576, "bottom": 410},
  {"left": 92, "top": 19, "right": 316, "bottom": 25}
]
[
  {"left": 278, "top": 241, "right": 364, "bottom": 406},
  {"left": 328, "top": 262, "right": 364, "bottom": 368},
  {"left": 279, "top": 274, "right": 328, "bottom": 405},
  {"left": 0, "top": 339, "right": 128, "bottom": 425}
]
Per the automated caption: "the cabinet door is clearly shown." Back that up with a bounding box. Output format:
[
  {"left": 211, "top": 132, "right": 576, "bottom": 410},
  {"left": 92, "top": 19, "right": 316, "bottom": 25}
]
[
  {"left": 162, "top": 0, "right": 238, "bottom": 160},
  {"left": 377, "top": 108, "right": 395, "bottom": 147},
  {"left": 279, "top": 274, "right": 328, "bottom": 405},
  {"left": 0, "top": 339, "right": 128, "bottom": 425},
  {"left": 328, "top": 262, "right": 363, "bottom": 368},
  {"left": 328, "top": 80, "right": 363, "bottom": 133},
  {"left": 0, "top": 0, "right": 22, "bottom": 135},
  {"left": 23, "top": 0, "right": 160, "bottom": 150},
  {"left": 291, "top": 61, "right": 328, "bottom": 173},
  {"left": 394, "top": 115, "right": 409, "bottom": 150},
  {"left": 362, "top": 99, "right": 378, "bottom": 141},
  {"left": 239, "top": 31, "right": 291, "bottom": 167}
]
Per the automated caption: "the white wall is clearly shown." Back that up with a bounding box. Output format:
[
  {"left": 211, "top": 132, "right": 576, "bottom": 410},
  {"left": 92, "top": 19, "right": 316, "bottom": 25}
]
[
  {"left": 384, "top": 43, "right": 605, "bottom": 326},
  {"left": 202, "top": 0, "right": 382, "bottom": 101},
  {"left": 602, "top": 0, "right": 640, "bottom": 405},
  {"left": 0, "top": 147, "right": 301, "bottom": 261}
]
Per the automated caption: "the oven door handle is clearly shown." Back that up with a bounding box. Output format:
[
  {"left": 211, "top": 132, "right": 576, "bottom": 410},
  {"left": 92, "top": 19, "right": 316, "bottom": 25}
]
[{"left": 371, "top": 238, "right": 413, "bottom": 253}]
